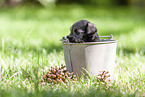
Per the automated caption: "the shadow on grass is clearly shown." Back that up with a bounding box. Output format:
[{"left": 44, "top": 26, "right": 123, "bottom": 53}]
[
  {"left": 25, "top": 43, "right": 63, "bottom": 55},
  {"left": 117, "top": 48, "right": 136, "bottom": 55},
  {"left": 42, "top": 43, "right": 63, "bottom": 54},
  {"left": 0, "top": 43, "right": 63, "bottom": 56},
  {"left": 117, "top": 47, "right": 145, "bottom": 55}
]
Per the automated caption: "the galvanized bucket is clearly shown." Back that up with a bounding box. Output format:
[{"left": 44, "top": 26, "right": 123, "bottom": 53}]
[{"left": 61, "top": 35, "right": 118, "bottom": 79}]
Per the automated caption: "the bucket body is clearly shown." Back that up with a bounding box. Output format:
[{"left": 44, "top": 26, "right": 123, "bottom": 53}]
[{"left": 62, "top": 40, "right": 117, "bottom": 79}]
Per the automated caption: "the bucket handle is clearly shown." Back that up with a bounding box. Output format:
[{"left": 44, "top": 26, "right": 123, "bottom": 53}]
[
  {"left": 99, "top": 34, "right": 113, "bottom": 40},
  {"left": 60, "top": 34, "right": 113, "bottom": 43}
]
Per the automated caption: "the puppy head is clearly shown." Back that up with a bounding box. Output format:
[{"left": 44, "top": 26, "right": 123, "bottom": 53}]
[
  {"left": 87, "top": 23, "right": 97, "bottom": 35},
  {"left": 70, "top": 20, "right": 88, "bottom": 39}
]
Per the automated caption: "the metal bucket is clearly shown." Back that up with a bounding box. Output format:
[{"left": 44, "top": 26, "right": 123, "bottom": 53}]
[{"left": 61, "top": 35, "right": 118, "bottom": 79}]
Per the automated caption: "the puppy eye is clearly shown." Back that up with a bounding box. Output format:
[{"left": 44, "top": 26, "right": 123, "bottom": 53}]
[
  {"left": 75, "top": 29, "right": 80, "bottom": 35},
  {"left": 74, "top": 29, "right": 80, "bottom": 35},
  {"left": 76, "top": 31, "right": 80, "bottom": 35}
]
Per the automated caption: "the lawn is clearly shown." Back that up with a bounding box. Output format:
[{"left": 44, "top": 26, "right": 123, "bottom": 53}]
[{"left": 0, "top": 5, "right": 145, "bottom": 97}]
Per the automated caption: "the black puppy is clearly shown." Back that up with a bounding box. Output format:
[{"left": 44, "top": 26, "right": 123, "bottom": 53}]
[{"left": 67, "top": 20, "right": 101, "bottom": 43}]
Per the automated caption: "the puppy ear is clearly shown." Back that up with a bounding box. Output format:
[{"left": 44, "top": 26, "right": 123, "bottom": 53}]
[
  {"left": 87, "top": 23, "right": 91, "bottom": 34},
  {"left": 87, "top": 23, "right": 97, "bottom": 34}
]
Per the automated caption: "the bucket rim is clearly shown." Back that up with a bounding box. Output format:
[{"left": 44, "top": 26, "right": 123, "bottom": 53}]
[{"left": 62, "top": 39, "right": 118, "bottom": 45}]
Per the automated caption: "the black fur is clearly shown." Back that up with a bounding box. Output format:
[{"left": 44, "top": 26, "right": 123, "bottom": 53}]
[{"left": 67, "top": 20, "right": 101, "bottom": 43}]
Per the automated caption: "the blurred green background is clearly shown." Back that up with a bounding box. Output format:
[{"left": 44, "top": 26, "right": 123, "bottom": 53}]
[
  {"left": 0, "top": 0, "right": 145, "bottom": 96},
  {"left": 0, "top": 0, "right": 145, "bottom": 7},
  {"left": 0, "top": 0, "right": 145, "bottom": 55}
]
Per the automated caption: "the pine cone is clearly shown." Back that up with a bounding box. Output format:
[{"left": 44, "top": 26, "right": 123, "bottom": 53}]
[{"left": 41, "top": 65, "right": 77, "bottom": 84}]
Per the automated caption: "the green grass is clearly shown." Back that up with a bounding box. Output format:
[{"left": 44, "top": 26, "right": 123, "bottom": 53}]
[{"left": 0, "top": 5, "right": 145, "bottom": 97}]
